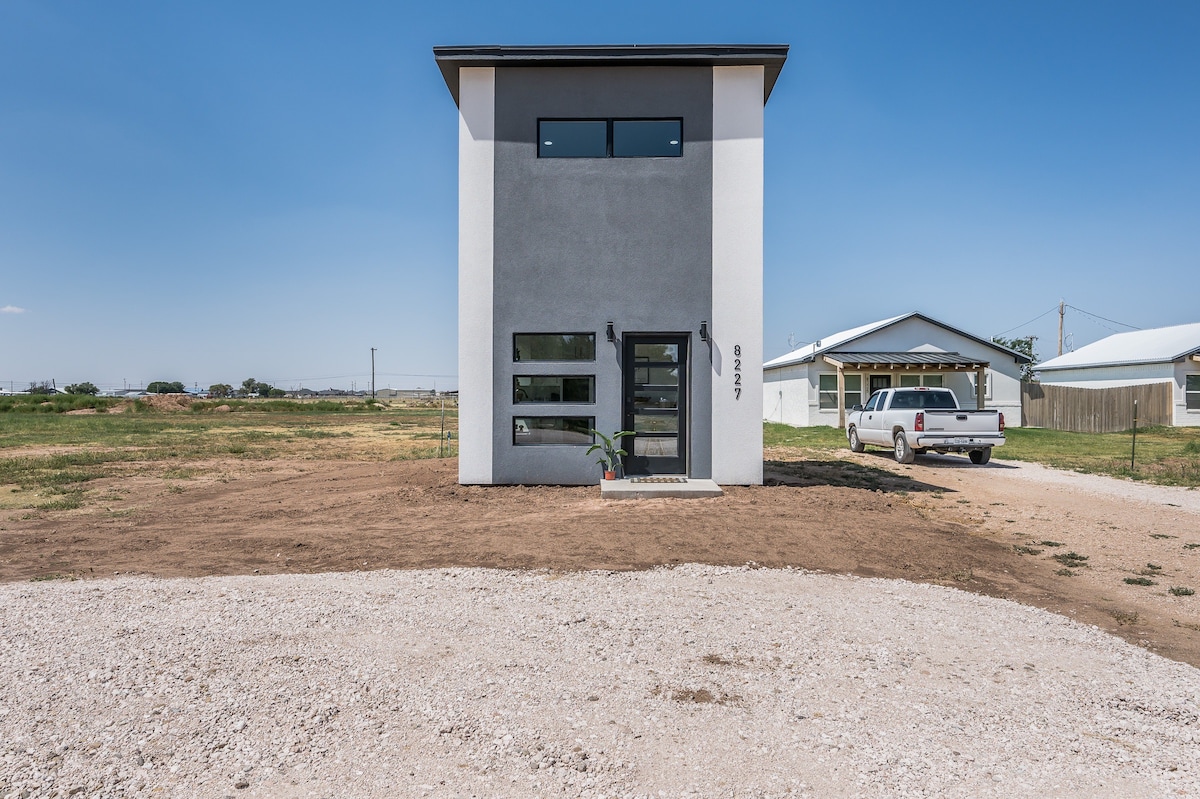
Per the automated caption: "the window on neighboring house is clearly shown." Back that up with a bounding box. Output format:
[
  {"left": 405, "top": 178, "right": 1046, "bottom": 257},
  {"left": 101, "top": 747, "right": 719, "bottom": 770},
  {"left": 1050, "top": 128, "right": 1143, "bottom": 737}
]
[
  {"left": 512, "top": 417, "right": 594, "bottom": 446},
  {"left": 969, "top": 372, "right": 993, "bottom": 400},
  {"left": 1187, "top": 374, "right": 1200, "bottom": 411},
  {"left": 538, "top": 119, "right": 682, "bottom": 158},
  {"left": 819, "top": 373, "right": 861, "bottom": 410},
  {"left": 900, "top": 374, "right": 944, "bottom": 388},
  {"left": 513, "top": 334, "right": 595, "bottom": 362},
  {"left": 513, "top": 376, "right": 595, "bottom": 404}
]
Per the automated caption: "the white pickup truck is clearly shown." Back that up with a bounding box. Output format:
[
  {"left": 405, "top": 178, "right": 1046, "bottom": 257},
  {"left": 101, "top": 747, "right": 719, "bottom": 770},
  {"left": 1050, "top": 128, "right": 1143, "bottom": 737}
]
[{"left": 845, "top": 387, "right": 1005, "bottom": 464}]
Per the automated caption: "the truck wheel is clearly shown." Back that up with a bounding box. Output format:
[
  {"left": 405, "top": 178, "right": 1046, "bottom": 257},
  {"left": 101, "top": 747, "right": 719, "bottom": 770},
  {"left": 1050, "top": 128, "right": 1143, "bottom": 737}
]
[
  {"left": 848, "top": 426, "right": 865, "bottom": 453},
  {"left": 969, "top": 448, "right": 991, "bottom": 465},
  {"left": 893, "top": 431, "right": 915, "bottom": 464}
]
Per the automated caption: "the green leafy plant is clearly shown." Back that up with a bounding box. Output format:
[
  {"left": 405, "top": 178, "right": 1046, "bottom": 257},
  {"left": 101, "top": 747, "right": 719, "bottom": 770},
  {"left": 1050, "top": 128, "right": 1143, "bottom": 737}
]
[
  {"left": 1169, "top": 586, "right": 1195, "bottom": 597},
  {"left": 1124, "top": 576, "right": 1155, "bottom": 586},
  {"left": 587, "top": 429, "right": 634, "bottom": 475}
]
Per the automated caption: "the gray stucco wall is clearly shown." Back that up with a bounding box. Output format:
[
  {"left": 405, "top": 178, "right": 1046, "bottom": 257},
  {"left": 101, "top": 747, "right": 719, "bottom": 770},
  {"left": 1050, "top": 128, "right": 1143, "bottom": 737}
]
[{"left": 491, "top": 66, "right": 714, "bottom": 484}]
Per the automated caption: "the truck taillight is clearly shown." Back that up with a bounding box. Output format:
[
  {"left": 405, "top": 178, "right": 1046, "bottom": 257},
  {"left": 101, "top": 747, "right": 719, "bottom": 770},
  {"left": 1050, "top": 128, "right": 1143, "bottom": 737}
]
[
  {"left": 915, "top": 412, "right": 924, "bottom": 432},
  {"left": 999, "top": 412, "right": 1005, "bottom": 432}
]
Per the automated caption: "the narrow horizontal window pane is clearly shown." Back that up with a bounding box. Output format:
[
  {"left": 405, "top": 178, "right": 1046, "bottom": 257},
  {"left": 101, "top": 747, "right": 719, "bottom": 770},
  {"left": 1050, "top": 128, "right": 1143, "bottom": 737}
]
[
  {"left": 513, "top": 376, "right": 594, "bottom": 403},
  {"left": 633, "top": 343, "right": 679, "bottom": 362},
  {"left": 538, "top": 121, "right": 607, "bottom": 158},
  {"left": 634, "top": 436, "right": 678, "bottom": 457},
  {"left": 924, "top": 374, "right": 944, "bottom": 387},
  {"left": 633, "top": 413, "right": 678, "bottom": 433},
  {"left": 899, "top": 374, "right": 920, "bottom": 388},
  {"left": 514, "top": 334, "right": 595, "bottom": 362},
  {"left": 513, "top": 417, "right": 594, "bottom": 446},
  {"left": 612, "top": 120, "right": 682, "bottom": 157},
  {"left": 843, "top": 375, "right": 862, "bottom": 391}
]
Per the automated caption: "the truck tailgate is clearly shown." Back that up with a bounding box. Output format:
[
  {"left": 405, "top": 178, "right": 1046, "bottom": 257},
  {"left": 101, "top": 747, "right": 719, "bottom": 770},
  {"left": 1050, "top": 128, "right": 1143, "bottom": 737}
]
[{"left": 922, "top": 409, "right": 1001, "bottom": 435}]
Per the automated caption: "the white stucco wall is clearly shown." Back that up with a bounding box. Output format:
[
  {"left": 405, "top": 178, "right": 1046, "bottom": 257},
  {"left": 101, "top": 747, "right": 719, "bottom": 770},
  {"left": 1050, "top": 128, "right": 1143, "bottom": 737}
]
[
  {"left": 457, "top": 68, "right": 495, "bottom": 484},
  {"left": 763, "top": 362, "right": 810, "bottom": 427},
  {"left": 711, "top": 66, "right": 764, "bottom": 485},
  {"left": 1177, "top": 361, "right": 1200, "bottom": 427}
]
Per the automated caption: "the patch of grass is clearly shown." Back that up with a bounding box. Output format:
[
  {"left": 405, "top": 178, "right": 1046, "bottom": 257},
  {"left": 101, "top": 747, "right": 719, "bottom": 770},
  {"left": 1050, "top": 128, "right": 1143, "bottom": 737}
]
[
  {"left": 30, "top": 573, "right": 76, "bottom": 582},
  {"left": 763, "top": 423, "right": 847, "bottom": 450},
  {"left": 1111, "top": 610, "right": 1140, "bottom": 626},
  {"left": 1144, "top": 563, "right": 1163, "bottom": 572},
  {"left": 1053, "top": 551, "right": 1090, "bottom": 568},
  {"left": 1013, "top": 545, "right": 1042, "bottom": 556},
  {"left": 1169, "top": 586, "right": 1195, "bottom": 597},
  {"left": 0, "top": 395, "right": 124, "bottom": 414},
  {"left": 1150, "top": 534, "right": 1177, "bottom": 540},
  {"left": 1039, "top": 540, "right": 1064, "bottom": 547},
  {"left": 1055, "top": 568, "right": 1076, "bottom": 577},
  {"left": 1185, "top": 543, "right": 1200, "bottom": 550},
  {"left": 1124, "top": 577, "right": 1156, "bottom": 586},
  {"left": 999, "top": 426, "right": 1200, "bottom": 488}
]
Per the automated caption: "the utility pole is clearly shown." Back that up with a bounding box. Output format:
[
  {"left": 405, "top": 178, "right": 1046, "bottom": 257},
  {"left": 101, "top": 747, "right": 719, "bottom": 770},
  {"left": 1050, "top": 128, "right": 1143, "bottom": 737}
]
[
  {"left": 370, "top": 347, "right": 377, "bottom": 400},
  {"left": 1057, "top": 300, "right": 1065, "bottom": 357}
]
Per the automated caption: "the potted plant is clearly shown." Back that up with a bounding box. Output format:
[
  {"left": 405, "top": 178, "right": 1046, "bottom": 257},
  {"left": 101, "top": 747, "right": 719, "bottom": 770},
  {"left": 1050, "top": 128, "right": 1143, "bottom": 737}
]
[{"left": 587, "top": 429, "right": 634, "bottom": 480}]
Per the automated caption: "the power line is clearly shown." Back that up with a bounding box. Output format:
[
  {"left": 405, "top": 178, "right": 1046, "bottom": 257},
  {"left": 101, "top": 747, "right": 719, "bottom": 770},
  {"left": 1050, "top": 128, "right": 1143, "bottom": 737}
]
[
  {"left": 993, "top": 305, "right": 1059, "bottom": 338},
  {"left": 1063, "top": 304, "right": 1141, "bottom": 333}
]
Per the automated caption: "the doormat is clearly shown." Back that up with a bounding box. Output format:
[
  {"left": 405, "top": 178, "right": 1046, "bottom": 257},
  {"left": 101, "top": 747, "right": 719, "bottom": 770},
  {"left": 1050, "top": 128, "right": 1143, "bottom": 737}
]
[{"left": 628, "top": 477, "right": 688, "bottom": 484}]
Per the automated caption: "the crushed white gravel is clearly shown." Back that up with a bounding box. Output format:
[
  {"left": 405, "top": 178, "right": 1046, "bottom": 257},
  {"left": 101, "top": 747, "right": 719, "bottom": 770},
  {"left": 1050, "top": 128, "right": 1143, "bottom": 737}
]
[{"left": 2, "top": 565, "right": 1198, "bottom": 798}]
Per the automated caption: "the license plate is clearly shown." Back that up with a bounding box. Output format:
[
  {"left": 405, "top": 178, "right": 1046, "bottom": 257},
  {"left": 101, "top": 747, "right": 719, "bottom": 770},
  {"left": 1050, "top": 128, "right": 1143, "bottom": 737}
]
[{"left": 950, "top": 437, "right": 968, "bottom": 445}]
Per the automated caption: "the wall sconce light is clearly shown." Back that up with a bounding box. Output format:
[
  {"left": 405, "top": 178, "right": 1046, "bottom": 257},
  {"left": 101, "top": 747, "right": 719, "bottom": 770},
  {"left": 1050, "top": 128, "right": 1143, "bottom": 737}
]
[
  {"left": 699, "top": 320, "right": 709, "bottom": 342},
  {"left": 606, "top": 321, "right": 615, "bottom": 342}
]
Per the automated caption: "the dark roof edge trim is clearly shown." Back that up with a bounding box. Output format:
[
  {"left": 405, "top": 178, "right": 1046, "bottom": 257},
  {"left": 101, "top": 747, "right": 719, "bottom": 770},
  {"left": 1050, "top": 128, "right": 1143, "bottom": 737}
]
[{"left": 434, "top": 44, "right": 789, "bottom": 105}]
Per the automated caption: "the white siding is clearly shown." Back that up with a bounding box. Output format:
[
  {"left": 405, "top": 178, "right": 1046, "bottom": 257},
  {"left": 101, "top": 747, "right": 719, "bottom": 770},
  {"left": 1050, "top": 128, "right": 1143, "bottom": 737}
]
[
  {"left": 712, "top": 66, "right": 764, "bottom": 485},
  {"left": 1175, "top": 361, "right": 1200, "bottom": 427}
]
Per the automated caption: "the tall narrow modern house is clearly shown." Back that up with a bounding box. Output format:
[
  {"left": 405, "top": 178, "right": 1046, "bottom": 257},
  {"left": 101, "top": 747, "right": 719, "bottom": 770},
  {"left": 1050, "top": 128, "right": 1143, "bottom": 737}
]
[{"left": 435, "top": 44, "right": 788, "bottom": 486}]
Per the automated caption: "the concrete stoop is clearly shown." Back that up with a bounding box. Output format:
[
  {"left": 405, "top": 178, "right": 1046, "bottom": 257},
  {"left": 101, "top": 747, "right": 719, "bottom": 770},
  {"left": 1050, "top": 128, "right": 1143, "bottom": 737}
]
[{"left": 599, "top": 477, "right": 723, "bottom": 500}]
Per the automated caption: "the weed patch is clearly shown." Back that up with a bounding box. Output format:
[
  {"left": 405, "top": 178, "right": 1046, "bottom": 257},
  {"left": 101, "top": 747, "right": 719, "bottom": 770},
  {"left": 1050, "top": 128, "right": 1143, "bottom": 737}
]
[
  {"left": 1170, "top": 587, "right": 1195, "bottom": 597},
  {"left": 1053, "top": 552, "right": 1090, "bottom": 568},
  {"left": 1124, "top": 577, "right": 1156, "bottom": 586}
]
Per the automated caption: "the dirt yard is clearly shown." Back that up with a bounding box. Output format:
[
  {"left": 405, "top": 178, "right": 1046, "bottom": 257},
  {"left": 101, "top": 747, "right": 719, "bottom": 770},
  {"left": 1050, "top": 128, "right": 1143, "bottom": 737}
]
[{"left": 2, "top": 449, "right": 1199, "bottom": 668}]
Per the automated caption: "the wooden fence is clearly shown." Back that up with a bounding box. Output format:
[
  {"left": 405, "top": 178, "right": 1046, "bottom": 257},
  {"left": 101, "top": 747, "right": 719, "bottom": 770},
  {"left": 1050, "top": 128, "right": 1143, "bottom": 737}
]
[{"left": 1021, "top": 381, "right": 1173, "bottom": 433}]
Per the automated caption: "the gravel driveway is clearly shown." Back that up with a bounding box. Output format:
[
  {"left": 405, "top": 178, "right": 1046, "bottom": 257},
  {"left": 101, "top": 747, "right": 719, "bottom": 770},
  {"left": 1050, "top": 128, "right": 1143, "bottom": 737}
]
[{"left": 3, "top": 565, "right": 1198, "bottom": 798}]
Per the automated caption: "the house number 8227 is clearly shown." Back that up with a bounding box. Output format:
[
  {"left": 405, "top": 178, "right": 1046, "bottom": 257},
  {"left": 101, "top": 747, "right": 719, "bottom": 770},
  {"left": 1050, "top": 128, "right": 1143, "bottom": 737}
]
[{"left": 733, "top": 345, "right": 742, "bottom": 400}]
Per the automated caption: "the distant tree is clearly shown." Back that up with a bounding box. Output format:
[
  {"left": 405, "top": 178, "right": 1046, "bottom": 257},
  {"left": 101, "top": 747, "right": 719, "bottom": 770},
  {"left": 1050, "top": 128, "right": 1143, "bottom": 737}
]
[
  {"left": 241, "top": 378, "right": 259, "bottom": 398},
  {"left": 28, "top": 381, "right": 55, "bottom": 395},
  {"left": 208, "top": 383, "right": 232, "bottom": 398},
  {"left": 147, "top": 381, "right": 186, "bottom": 394},
  {"left": 268, "top": 387, "right": 285, "bottom": 398},
  {"left": 65, "top": 382, "right": 99, "bottom": 395},
  {"left": 992, "top": 335, "right": 1039, "bottom": 381}
]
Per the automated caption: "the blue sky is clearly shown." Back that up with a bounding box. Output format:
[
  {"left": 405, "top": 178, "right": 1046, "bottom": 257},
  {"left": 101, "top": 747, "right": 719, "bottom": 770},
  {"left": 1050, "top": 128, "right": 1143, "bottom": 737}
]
[{"left": 2, "top": 1, "right": 1197, "bottom": 392}]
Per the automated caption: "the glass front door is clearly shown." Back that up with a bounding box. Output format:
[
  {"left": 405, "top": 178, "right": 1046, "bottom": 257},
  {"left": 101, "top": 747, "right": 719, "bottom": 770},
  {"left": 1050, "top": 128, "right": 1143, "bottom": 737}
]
[{"left": 623, "top": 336, "right": 687, "bottom": 475}]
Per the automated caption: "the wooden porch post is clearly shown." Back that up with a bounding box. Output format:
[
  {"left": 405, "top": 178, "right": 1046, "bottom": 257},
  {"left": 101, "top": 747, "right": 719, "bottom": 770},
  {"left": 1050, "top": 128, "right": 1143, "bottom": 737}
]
[
  {"left": 976, "top": 366, "right": 987, "bottom": 410},
  {"left": 837, "top": 366, "right": 846, "bottom": 427}
]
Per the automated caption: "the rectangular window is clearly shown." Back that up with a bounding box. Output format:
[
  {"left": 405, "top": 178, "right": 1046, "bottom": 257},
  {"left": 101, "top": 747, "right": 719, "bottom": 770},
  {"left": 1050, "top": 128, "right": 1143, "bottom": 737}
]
[
  {"left": 1187, "top": 375, "right": 1200, "bottom": 411},
  {"left": 818, "top": 374, "right": 838, "bottom": 410},
  {"left": 513, "top": 376, "right": 595, "bottom": 404},
  {"left": 538, "top": 120, "right": 607, "bottom": 158},
  {"left": 612, "top": 119, "right": 682, "bottom": 157},
  {"left": 819, "top": 374, "right": 861, "bottom": 409},
  {"left": 513, "top": 334, "right": 595, "bottom": 362},
  {"left": 970, "top": 372, "right": 993, "bottom": 400},
  {"left": 900, "top": 374, "right": 944, "bottom": 388},
  {"left": 513, "top": 417, "right": 594, "bottom": 446},
  {"left": 844, "top": 374, "right": 862, "bottom": 409},
  {"left": 538, "top": 119, "right": 682, "bottom": 158}
]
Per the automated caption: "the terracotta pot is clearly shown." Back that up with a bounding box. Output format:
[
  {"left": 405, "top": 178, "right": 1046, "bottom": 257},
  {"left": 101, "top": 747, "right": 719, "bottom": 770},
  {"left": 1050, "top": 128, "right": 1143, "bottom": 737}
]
[{"left": 604, "top": 470, "right": 617, "bottom": 481}]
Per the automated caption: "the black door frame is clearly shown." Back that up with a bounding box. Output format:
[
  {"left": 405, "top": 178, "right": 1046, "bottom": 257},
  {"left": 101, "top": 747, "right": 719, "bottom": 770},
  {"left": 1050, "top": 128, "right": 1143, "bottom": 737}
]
[{"left": 622, "top": 334, "right": 688, "bottom": 476}]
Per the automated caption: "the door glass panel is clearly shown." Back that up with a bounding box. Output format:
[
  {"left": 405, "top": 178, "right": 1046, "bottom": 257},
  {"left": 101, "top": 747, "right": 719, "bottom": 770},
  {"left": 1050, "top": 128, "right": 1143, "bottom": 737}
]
[
  {"left": 633, "top": 343, "right": 679, "bottom": 362},
  {"left": 633, "top": 413, "right": 678, "bottom": 433},
  {"left": 634, "top": 437, "right": 678, "bottom": 457},
  {"left": 634, "top": 387, "right": 678, "bottom": 410}
]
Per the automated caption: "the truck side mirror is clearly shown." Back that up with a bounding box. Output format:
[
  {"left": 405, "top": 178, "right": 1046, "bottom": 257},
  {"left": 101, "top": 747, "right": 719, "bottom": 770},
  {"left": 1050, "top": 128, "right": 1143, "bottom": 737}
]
[{"left": 851, "top": 404, "right": 863, "bottom": 412}]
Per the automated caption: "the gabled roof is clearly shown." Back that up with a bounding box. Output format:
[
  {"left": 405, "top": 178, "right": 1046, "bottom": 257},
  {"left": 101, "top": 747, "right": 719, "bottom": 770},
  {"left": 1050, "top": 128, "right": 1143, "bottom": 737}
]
[
  {"left": 1037, "top": 322, "right": 1200, "bottom": 371},
  {"left": 433, "top": 44, "right": 789, "bottom": 105},
  {"left": 763, "top": 312, "right": 1030, "bottom": 370}
]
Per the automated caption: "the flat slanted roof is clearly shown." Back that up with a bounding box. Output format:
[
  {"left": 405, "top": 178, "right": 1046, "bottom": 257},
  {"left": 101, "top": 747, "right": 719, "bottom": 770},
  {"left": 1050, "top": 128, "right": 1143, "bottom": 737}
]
[{"left": 433, "top": 44, "right": 789, "bottom": 105}]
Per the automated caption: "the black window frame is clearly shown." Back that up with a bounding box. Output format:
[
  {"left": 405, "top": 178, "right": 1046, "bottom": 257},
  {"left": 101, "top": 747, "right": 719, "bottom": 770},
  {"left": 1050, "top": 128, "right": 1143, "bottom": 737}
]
[
  {"left": 513, "top": 333, "right": 596, "bottom": 363},
  {"left": 512, "top": 416, "right": 596, "bottom": 447},
  {"left": 1187, "top": 374, "right": 1200, "bottom": 411},
  {"left": 537, "top": 118, "right": 683, "bottom": 159},
  {"left": 513, "top": 375, "right": 596, "bottom": 404}
]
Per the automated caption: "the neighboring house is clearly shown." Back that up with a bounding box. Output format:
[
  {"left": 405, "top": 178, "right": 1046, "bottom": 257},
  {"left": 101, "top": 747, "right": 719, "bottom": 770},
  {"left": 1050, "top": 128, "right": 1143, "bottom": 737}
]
[
  {"left": 1036, "top": 322, "right": 1200, "bottom": 427},
  {"left": 436, "top": 44, "right": 788, "bottom": 485},
  {"left": 763, "top": 312, "right": 1030, "bottom": 428}
]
